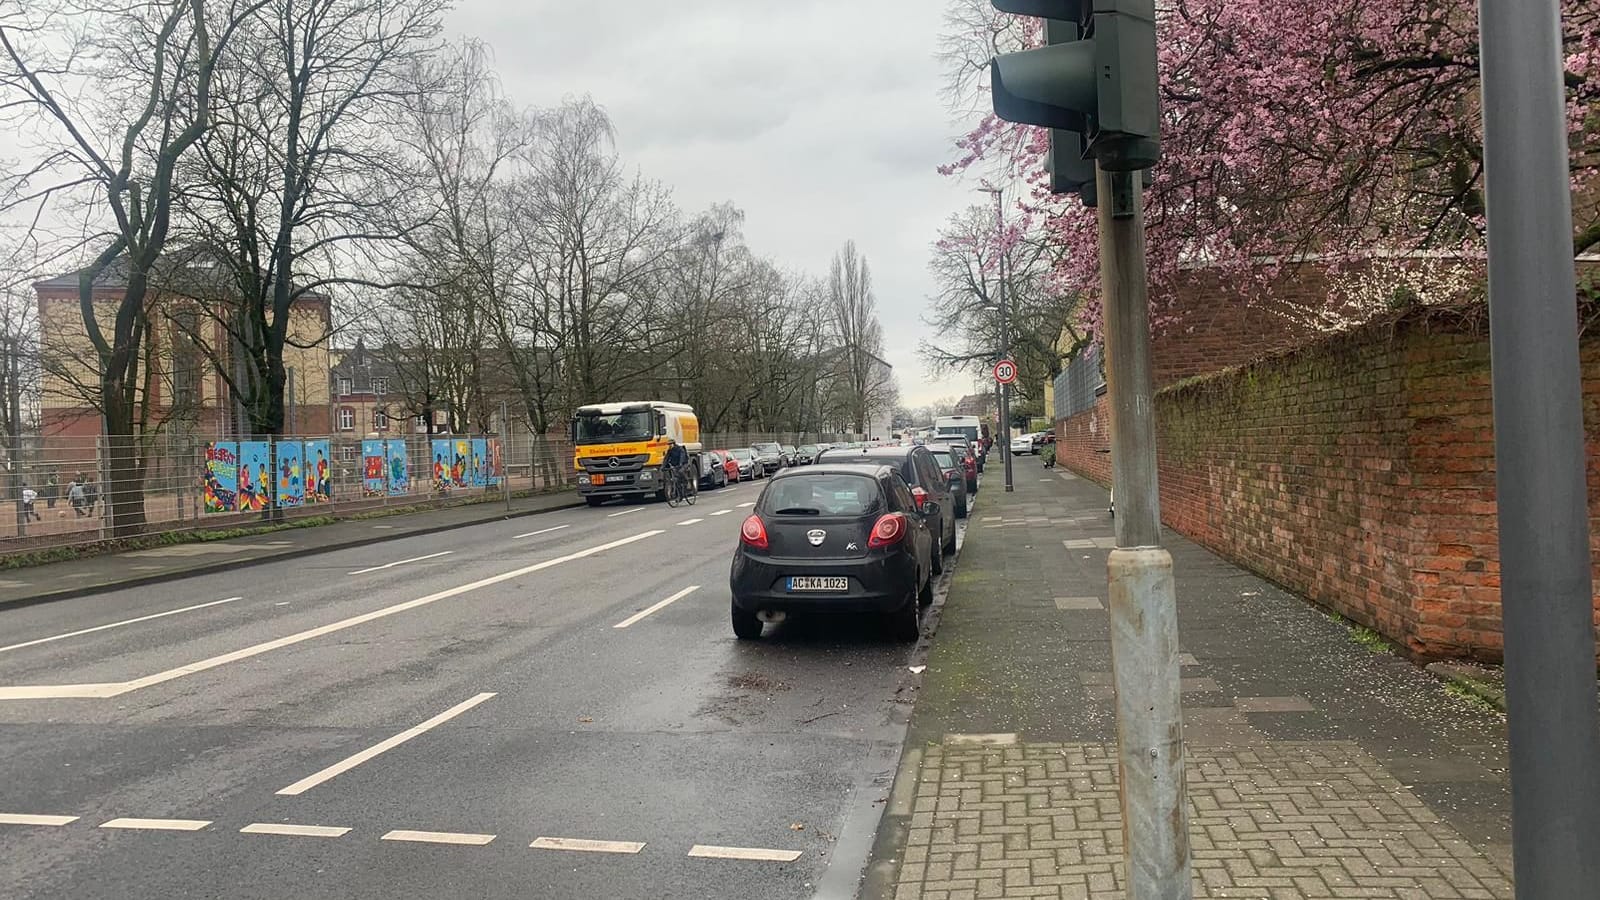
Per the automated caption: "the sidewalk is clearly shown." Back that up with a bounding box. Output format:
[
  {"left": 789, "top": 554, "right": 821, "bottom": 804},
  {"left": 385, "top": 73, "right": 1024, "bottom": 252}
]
[
  {"left": 0, "top": 491, "right": 582, "bottom": 609},
  {"left": 867, "top": 465, "right": 1513, "bottom": 899}
]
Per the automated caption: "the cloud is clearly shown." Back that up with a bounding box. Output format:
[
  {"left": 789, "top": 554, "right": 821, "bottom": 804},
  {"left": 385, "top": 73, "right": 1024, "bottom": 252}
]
[{"left": 447, "top": 0, "right": 982, "bottom": 406}]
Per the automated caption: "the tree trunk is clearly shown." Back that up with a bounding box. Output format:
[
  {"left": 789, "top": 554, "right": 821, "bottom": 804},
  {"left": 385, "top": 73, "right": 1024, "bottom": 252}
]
[{"left": 101, "top": 388, "right": 147, "bottom": 537}]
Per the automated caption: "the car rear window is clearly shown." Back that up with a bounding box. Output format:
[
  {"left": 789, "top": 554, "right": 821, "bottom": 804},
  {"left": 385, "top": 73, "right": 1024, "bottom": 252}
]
[
  {"left": 763, "top": 474, "right": 881, "bottom": 517},
  {"left": 931, "top": 451, "right": 954, "bottom": 468}
]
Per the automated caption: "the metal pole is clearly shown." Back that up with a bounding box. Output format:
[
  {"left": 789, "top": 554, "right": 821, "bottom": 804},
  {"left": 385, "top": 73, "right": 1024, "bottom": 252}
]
[
  {"left": 500, "top": 400, "right": 511, "bottom": 511},
  {"left": 1097, "top": 164, "right": 1191, "bottom": 899},
  {"left": 8, "top": 338, "right": 21, "bottom": 537},
  {"left": 993, "top": 190, "right": 1014, "bottom": 493},
  {"left": 1477, "top": 1, "right": 1600, "bottom": 893}
]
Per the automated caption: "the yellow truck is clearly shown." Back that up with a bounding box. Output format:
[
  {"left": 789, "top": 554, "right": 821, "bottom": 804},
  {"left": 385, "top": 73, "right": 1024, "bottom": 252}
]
[{"left": 571, "top": 401, "right": 702, "bottom": 506}]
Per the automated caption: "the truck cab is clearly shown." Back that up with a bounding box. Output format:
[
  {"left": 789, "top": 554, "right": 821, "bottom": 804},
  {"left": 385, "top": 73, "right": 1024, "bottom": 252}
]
[{"left": 572, "top": 401, "right": 702, "bottom": 506}]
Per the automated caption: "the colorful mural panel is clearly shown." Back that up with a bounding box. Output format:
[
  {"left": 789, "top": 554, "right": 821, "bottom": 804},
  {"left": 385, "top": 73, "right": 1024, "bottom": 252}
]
[
  {"left": 204, "top": 442, "right": 239, "bottom": 513},
  {"left": 276, "top": 441, "right": 305, "bottom": 508},
  {"left": 362, "top": 440, "right": 387, "bottom": 496},
  {"left": 470, "top": 439, "right": 488, "bottom": 487},
  {"left": 386, "top": 439, "right": 410, "bottom": 496},
  {"left": 431, "top": 439, "right": 453, "bottom": 490},
  {"left": 304, "top": 440, "right": 331, "bottom": 503},
  {"left": 238, "top": 441, "right": 272, "bottom": 511}
]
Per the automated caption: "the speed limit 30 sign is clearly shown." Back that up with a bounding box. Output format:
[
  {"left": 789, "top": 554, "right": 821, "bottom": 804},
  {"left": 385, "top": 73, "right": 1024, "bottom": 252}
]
[{"left": 993, "top": 358, "right": 1018, "bottom": 385}]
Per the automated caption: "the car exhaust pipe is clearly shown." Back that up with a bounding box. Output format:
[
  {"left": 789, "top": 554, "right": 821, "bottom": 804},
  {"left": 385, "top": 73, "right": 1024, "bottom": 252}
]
[{"left": 757, "top": 610, "right": 787, "bottom": 624}]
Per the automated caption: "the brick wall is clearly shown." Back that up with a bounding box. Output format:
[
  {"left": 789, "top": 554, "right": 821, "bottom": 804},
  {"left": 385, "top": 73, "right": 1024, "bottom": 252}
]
[
  {"left": 1057, "top": 310, "right": 1600, "bottom": 663},
  {"left": 1151, "top": 266, "right": 1329, "bottom": 386}
]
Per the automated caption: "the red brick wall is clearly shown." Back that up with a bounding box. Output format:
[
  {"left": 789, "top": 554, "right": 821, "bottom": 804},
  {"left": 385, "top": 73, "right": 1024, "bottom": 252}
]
[
  {"left": 1151, "top": 266, "right": 1329, "bottom": 387},
  {"left": 1057, "top": 311, "right": 1600, "bottom": 663}
]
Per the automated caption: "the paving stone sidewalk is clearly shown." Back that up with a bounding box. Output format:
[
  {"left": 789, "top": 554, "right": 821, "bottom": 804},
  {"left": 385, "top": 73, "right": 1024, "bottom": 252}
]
[{"left": 865, "top": 466, "right": 1513, "bottom": 900}]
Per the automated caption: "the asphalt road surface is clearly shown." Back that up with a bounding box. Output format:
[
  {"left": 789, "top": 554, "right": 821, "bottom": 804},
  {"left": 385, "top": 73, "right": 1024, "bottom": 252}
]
[{"left": 0, "top": 477, "right": 969, "bottom": 900}]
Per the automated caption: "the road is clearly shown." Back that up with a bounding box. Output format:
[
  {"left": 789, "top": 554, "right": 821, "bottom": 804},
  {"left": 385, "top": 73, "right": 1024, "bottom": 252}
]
[{"left": 0, "top": 477, "right": 969, "bottom": 900}]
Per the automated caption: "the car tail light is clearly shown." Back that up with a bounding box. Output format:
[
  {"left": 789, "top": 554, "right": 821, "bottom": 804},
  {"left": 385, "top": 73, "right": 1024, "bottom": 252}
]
[
  {"left": 740, "top": 515, "right": 769, "bottom": 550},
  {"left": 910, "top": 485, "right": 928, "bottom": 510},
  {"left": 964, "top": 457, "right": 976, "bottom": 475},
  {"left": 868, "top": 513, "right": 907, "bottom": 548}
]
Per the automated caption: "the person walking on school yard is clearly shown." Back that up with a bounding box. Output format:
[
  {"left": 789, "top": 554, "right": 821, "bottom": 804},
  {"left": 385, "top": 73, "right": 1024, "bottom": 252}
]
[
  {"left": 45, "top": 472, "right": 58, "bottom": 510},
  {"left": 20, "top": 484, "right": 41, "bottom": 522},
  {"left": 67, "top": 476, "right": 86, "bottom": 517},
  {"left": 83, "top": 477, "right": 99, "bottom": 515}
]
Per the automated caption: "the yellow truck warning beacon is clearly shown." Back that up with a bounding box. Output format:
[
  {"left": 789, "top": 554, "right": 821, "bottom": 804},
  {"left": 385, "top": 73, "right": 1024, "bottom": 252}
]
[{"left": 571, "top": 401, "right": 702, "bottom": 506}]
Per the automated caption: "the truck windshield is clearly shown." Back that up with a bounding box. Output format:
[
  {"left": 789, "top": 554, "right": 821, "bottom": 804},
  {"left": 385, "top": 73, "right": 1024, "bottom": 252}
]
[{"left": 575, "top": 411, "right": 654, "bottom": 444}]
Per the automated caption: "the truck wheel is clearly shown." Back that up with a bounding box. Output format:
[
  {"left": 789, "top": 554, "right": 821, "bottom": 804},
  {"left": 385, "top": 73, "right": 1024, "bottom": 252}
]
[
  {"left": 731, "top": 600, "right": 763, "bottom": 640},
  {"left": 585, "top": 497, "right": 604, "bottom": 507}
]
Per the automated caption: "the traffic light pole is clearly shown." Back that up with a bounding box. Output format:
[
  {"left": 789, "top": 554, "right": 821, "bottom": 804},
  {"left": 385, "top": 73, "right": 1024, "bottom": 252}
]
[
  {"left": 992, "top": 188, "right": 1015, "bottom": 493},
  {"left": 1476, "top": 0, "right": 1600, "bottom": 894},
  {"left": 1097, "top": 164, "right": 1191, "bottom": 899}
]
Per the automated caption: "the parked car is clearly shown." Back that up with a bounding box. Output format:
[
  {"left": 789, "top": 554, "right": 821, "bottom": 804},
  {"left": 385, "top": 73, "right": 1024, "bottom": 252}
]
[
  {"left": 699, "top": 451, "right": 729, "bottom": 490},
  {"left": 709, "top": 450, "right": 741, "bottom": 486},
  {"left": 752, "top": 442, "right": 786, "bottom": 475},
  {"left": 1011, "top": 433, "right": 1036, "bottom": 456},
  {"left": 729, "top": 465, "right": 934, "bottom": 642},
  {"left": 780, "top": 444, "right": 798, "bottom": 466},
  {"left": 943, "top": 438, "right": 979, "bottom": 494},
  {"left": 794, "top": 444, "right": 821, "bottom": 465},
  {"left": 926, "top": 443, "right": 969, "bottom": 519},
  {"left": 726, "top": 448, "right": 763, "bottom": 481},
  {"left": 815, "top": 443, "right": 957, "bottom": 565}
]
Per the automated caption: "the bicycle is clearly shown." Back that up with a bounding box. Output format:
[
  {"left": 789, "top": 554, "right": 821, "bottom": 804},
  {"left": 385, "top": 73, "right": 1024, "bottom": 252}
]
[{"left": 665, "top": 464, "right": 698, "bottom": 507}]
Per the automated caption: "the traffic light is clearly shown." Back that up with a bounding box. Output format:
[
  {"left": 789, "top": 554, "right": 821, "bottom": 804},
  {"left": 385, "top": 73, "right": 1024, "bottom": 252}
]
[{"left": 990, "top": 0, "right": 1160, "bottom": 174}]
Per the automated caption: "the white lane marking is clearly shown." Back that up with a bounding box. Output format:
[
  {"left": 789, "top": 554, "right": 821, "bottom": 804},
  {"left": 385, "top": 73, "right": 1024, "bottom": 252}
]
[
  {"left": 613, "top": 586, "right": 701, "bottom": 629},
  {"left": 530, "top": 836, "right": 645, "bottom": 854},
  {"left": 347, "top": 551, "right": 453, "bottom": 576},
  {"left": 101, "top": 818, "right": 211, "bottom": 831},
  {"left": 0, "top": 531, "right": 664, "bottom": 703},
  {"left": 241, "top": 823, "right": 350, "bottom": 838},
  {"left": 513, "top": 524, "right": 569, "bottom": 539},
  {"left": 606, "top": 507, "right": 643, "bottom": 518},
  {"left": 676, "top": 518, "right": 703, "bottom": 526},
  {"left": 382, "top": 829, "right": 495, "bottom": 846},
  {"left": 0, "top": 597, "right": 244, "bottom": 656},
  {"left": 736, "top": 502, "right": 755, "bottom": 508},
  {"left": 277, "top": 693, "right": 497, "bottom": 795},
  {"left": 688, "top": 844, "right": 803, "bottom": 862},
  {"left": 0, "top": 813, "right": 78, "bottom": 826},
  {"left": 709, "top": 509, "right": 733, "bottom": 516}
]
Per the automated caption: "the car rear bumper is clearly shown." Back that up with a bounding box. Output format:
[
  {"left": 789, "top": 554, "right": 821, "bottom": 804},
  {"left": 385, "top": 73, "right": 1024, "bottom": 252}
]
[{"left": 730, "top": 551, "right": 916, "bottom": 613}]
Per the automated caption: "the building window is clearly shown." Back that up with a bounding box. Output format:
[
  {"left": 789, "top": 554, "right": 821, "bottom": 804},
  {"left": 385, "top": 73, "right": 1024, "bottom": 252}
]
[
  {"left": 337, "top": 407, "right": 355, "bottom": 431},
  {"left": 370, "top": 376, "right": 388, "bottom": 395},
  {"left": 374, "top": 410, "right": 389, "bottom": 431},
  {"left": 415, "top": 414, "right": 429, "bottom": 431},
  {"left": 340, "top": 444, "right": 359, "bottom": 462},
  {"left": 337, "top": 377, "right": 353, "bottom": 396}
]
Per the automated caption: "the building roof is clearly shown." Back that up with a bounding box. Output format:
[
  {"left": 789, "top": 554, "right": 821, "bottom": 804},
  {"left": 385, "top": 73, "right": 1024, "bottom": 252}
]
[{"left": 33, "top": 246, "right": 328, "bottom": 302}]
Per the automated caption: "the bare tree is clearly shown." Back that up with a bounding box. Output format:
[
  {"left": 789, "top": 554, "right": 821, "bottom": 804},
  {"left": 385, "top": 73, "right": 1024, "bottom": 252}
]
[
  {"left": 0, "top": 0, "right": 258, "bottom": 534},
  {"left": 826, "top": 240, "right": 896, "bottom": 435}
]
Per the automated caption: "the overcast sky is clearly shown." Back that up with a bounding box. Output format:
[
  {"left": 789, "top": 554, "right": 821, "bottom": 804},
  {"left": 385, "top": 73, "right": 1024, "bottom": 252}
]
[{"left": 446, "top": 0, "right": 986, "bottom": 408}]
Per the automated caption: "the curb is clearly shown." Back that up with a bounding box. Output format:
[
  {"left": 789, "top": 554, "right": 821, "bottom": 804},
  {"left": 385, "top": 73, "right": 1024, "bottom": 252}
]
[
  {"left": 1425, "top": 661, "right": 1508, "bottom": 712},
  {"left": 0, "top": 497, "right": 586, "bottom": 613}
]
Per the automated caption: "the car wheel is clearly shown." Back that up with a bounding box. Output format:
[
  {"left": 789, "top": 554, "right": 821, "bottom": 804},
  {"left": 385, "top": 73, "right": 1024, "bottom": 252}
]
[
  {"left": 966, "top": 479, "right": 978, "bottom": 494},
  {"left": 955, "top": 494, "right": 968, "bottom": 519},
  {"left": 943, "top": 523, "right": 957, "bottom": 555},
  {"left": 890, "top": 595, "right": 921, "bottom": 640},
  {"left": 731, "top": 600, "right": 763, "bottom": 640},
  {"left": 917, "top": 570, "right": 935, "bottom": 608},
  {"left": 932, "top": 535, "right": 945, "bottom": 575}
]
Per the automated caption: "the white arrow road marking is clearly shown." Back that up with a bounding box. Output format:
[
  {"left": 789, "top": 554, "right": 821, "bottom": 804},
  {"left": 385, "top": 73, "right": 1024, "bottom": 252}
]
[
  {"left": 347, "top": 551, "right": 452, "bottom": 576},
  {"left": 0, "top": 531, "right": 663, "bottom": 702},
  {"left": 0, "top": 597, "right": 243, "bottom": 655},
  {"left": 613, "top": 586, "right": 700, "bottom": 629},
  {"left": 277, "top": 693, "right": 497, "bottom": 795}
]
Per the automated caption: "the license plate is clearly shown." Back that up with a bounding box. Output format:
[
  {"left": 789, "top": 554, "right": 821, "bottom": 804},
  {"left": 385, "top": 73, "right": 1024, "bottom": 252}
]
[
  {"left": 605, "top": 474, "right": 629, "bottom": 483},
  {"left": 788, "top": 576, "right": 848, "bottom": 592}
]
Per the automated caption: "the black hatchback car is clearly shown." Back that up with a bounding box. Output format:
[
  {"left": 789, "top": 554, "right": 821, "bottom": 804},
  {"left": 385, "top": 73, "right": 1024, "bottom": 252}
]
[
  {"left": 815, "top": 444, "right": 958, "bottom": 562},
  {"left": 729, "top": 465, "right": 935, "bottom": 642}
]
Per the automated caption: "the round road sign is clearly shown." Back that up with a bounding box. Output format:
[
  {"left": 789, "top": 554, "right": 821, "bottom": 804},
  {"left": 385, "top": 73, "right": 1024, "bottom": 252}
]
[{"left": 993, "top": 358, "right": 1018, "bottom": 385}]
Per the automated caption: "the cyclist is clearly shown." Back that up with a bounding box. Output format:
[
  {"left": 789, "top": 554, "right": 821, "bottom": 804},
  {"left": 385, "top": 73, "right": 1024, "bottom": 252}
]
[{"left": 664, "top": 439, "right": 692, "bottom": 500}]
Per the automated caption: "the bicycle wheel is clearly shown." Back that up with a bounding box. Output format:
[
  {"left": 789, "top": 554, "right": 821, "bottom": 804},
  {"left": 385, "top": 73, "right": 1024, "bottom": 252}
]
[{"left": 685, "top": 478, "right": 698, "bottom": 506}]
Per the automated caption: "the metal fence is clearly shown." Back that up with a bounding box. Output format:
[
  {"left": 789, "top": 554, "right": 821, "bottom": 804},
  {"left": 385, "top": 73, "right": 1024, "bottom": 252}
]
[
  {"left": 0, "top": 428, "right": 869, "bottom": 555},
  {"left": 1055, "top": 343, "right": 1106, "bottom": 421}
]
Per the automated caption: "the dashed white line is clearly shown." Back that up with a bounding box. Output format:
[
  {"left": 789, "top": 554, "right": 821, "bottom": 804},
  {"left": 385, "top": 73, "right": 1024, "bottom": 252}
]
[
  {"left": 382, "top": 829, "right": 496, "bottom": 846},
  {"left": 676, "top": 518, "right": 703, "bottom": 526},
  {"left": 736, "top": 502, "right": 755, "bottom": 508},
  {"left": 606, "top": 507, "right": 644, "bottom": 518},
  {"left": 0, "top": 813, "right": 78, "bottom": 826},
  {"left": 513, "top": 524, "right": 569, "bottom": 539},
  {"left": 710, "top": 509, "right": 734, "bottom": 517},
  {"left": 277, "top": 692, "right": 497, "bottom": 795},
  {"left": 530, "top": 836, "right": 645, "bottom": 854},
  {"left": 241, "top": 823, "right": 351, "bottom": 838},
  {"left": 613, "top": 586, "right": 701, "bottom": 629},
  {"left": 0, "top": 597, "right": 243, "bottom": 655},
  {"left": 347, "top": 551, "right": 453, "bottom": 576},
  {"left": 101, "top": 818, "right": 211, "bottom": 831},
  {"left": 688, "top": 844, "right": 803, "bottom": 862},
  {"left": 0, "top": 530, "right": 663, "bottom": 702}
]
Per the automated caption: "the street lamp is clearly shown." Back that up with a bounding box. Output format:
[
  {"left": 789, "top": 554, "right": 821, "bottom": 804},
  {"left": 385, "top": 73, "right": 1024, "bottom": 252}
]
[{"left": 978, "top": 186, "right": 1014, "bottom": 493}]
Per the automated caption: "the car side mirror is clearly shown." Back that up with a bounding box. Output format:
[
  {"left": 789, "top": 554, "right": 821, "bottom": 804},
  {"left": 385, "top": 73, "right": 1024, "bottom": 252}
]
[{"left": 923, "top": 501, "right": 941, "bottom": 517}]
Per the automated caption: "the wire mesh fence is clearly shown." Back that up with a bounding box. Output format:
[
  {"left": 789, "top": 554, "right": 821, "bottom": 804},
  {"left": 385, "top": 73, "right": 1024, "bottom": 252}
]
[{"left": 0, "top": 428, "right": 872, "bottom": 555}]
